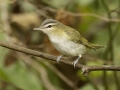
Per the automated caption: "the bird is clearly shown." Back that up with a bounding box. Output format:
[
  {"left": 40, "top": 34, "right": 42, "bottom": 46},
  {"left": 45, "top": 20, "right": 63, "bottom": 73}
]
[{"left": 33, "top": 19, "right": 105, "bottom": 68}]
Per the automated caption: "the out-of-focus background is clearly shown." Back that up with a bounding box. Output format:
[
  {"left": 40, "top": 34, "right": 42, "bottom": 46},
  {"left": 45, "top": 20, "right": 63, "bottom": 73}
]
[{"left": 0, "top": 0, "right": 120, "bottom": 90}]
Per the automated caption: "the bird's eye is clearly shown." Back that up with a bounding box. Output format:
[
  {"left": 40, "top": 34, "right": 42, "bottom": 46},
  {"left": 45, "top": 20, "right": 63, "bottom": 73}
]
[{"left": 47, "top": 25, "right": 51, "bottom": 28}]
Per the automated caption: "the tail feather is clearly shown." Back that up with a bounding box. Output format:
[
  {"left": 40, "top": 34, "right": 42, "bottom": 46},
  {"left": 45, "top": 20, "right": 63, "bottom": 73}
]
[{"left": 91, "top": 44, "right": 106, "bottom": 50}]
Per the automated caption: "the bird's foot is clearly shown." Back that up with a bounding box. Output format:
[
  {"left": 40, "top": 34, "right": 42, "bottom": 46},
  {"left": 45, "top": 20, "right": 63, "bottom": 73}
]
[
  {"left": 72, "top": 59, "right": 79, "bottom": 68},
  {"left": 72, "top": 55, "right": 82, "bottom": 68},
  {"left": 56, "top": 55, "right": 63, "bottom": 63}
]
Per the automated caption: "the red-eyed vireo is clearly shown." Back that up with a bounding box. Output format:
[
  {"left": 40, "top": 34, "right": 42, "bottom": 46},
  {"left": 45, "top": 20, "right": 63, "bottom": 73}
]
[{"left": 33, "top": 19, "right": 105, "bottom": 67}]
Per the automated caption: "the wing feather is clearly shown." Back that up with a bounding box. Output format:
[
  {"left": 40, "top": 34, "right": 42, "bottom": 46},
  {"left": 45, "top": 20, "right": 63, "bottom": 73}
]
[{"left": 64, "top": 26, "right": 94, "bottom": 49}]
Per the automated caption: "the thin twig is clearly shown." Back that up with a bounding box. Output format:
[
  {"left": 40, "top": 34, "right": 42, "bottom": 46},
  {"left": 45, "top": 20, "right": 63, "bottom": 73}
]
[
  {"left": 112, "top": 0, "right": 120, "bottom": 89},
  {"left": 45, "top": 7, "right": 120, "bottom": 22},
  {"left": 101, "top": 1, "right": 111, "bottom": 90},
  {"left": 38, "top": 58, "right": 78, "bottom": 89},
  {"left": 101, "top": 1, "right": 118, "bottom": 90},
  {"left": 0, "top": 41, "right": 120, "bottom": 76},
  {"left": 28, "top": 59, "right": 57, "bottom": 90},
  {"left": 17, "top": 52, "right": 78, "bottom": 90},
  {"left": 24, "top": 0, "right": 51, "bottom": 18},
  {"left": 0, "top": 0, "right": 23, "bottom": 45}
]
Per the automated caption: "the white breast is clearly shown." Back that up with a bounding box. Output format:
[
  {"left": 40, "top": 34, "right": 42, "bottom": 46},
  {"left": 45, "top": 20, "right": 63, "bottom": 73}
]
[{"left": 49, "top": 35, "right": 87, "bottom": 56}]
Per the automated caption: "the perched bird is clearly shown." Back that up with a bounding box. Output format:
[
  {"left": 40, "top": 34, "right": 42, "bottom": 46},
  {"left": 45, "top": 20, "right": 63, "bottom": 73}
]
[{"left": 33, "top": 19, "right": 105, "bottom": 67}]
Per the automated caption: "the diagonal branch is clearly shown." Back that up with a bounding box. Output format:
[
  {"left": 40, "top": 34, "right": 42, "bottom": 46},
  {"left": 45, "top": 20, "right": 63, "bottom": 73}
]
[
  {"left": 0, "top": 41, "right": 120, "bottom": 76},
  {"left": 44, "top": 7, "right": 120, "bottom": 22}
]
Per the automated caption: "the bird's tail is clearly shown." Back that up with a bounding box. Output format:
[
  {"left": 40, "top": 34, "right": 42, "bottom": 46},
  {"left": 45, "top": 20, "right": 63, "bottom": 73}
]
[{"left": 91, "top": 44, "right": 106, "bottom": 50}]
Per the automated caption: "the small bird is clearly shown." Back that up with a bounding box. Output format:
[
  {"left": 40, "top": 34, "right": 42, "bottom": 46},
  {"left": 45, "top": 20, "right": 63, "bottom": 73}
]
[{"left": 33, "top": 19, "right": 105, "bottom": 67}]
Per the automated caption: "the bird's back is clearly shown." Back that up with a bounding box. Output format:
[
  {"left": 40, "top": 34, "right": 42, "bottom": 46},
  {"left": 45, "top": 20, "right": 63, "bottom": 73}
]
[{"left": 63, "top": 25, "right": 105, "bottom": 50}]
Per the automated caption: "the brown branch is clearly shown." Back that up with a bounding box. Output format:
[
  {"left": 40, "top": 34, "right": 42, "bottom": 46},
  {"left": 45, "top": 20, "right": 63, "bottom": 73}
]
[
  {"left": 17, "top": 53, "right": 77, "bottom": 89},
  {"left": 44, "top": 7, "right": 120, "bottom": 22},
  {"left": 0, "top": 41, "right": 120, "bottom": 76},
  {"left": 25, "top": 0, "right": 120, "bottom": 22}
]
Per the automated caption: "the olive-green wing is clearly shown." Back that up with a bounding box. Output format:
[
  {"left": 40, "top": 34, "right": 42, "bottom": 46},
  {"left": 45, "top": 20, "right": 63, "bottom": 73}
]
[{"left": 64, "top": 26, "right": 94, "bottom": 49}]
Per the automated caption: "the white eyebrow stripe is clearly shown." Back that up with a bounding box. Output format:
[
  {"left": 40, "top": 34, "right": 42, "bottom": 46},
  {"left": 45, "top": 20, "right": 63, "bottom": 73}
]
[{"left": 43, "top": 23, "right": 57, "bottom": 27}]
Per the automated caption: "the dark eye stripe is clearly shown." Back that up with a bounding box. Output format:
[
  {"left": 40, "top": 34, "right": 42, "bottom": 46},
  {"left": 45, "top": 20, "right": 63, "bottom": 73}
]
[
  {"left": 47, "top": 25, "right": 51, "bottom": 28},
  {"left": 43, "top": 23, "right": 58, "bottom": 28}
]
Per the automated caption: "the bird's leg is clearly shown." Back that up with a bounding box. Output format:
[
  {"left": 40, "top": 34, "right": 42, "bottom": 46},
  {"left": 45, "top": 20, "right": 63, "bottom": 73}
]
[
  {"left": 56, "top": 55, "right": 63, "bottom": 63},
  {"left": 72, "top": 55, "right": 82, "bottom": 68}
]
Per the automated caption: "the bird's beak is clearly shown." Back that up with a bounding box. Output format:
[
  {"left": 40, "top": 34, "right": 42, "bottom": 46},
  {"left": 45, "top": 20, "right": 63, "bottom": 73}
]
[
  {"left": 33, "top": 26, "right": 45, "bottom": 31},
  {"left": 33, "top": 27, "right": 41, "bottom": 31}
]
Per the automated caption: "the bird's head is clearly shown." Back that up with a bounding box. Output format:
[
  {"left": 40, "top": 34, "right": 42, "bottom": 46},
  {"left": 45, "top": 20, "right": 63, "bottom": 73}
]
[{"left": 33, "top": 19, "right": 63, "bottom": 35}]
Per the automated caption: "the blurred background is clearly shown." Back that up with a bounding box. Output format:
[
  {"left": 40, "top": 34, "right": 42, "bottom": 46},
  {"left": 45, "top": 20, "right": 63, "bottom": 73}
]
[{"left": 0, "top": 0, "right": 120, "bottom": 90}]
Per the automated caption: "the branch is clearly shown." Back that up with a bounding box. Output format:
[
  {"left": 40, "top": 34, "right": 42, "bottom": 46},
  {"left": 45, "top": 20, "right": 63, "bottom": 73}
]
[
  {"left": 0, "top": 41, "right": 120, "bottom": 76},
  {"left": 44, "top": 7, "right": 120, "bottom": 22},
  {"left": 26, "top": 0, "right": 120, "bottom": 22}
]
